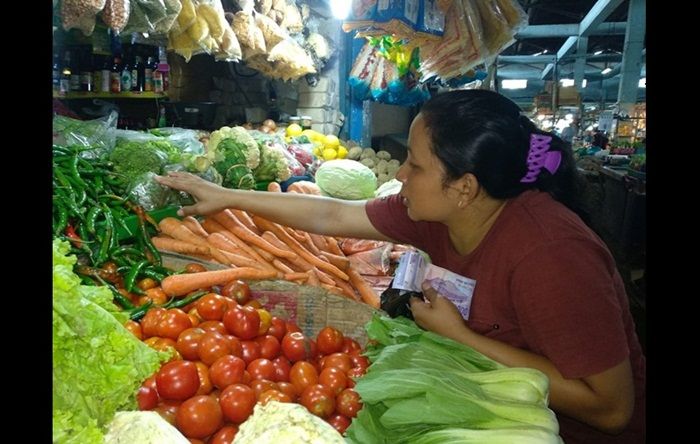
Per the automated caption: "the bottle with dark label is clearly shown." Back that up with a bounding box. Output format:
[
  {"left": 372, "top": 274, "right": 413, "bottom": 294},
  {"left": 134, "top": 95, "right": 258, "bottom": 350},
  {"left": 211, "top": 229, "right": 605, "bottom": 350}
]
[
  {"left": 131, "top": 55, "right": 144, "bottom": 92},
  {"left": 110, "top": 55, "right": 122, "bottom": 93},
  {"left": 60, "top": 51, "right": 72, "bottom": 94},
  {"left": 52, "top": 52, "right": 61, "bottom": 93},
  {"left": 144, "top": 56, "right": 155, "bottom": 92}
]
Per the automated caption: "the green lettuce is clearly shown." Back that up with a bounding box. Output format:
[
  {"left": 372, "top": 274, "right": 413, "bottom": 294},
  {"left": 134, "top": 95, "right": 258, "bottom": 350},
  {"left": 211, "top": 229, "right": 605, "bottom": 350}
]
[{"left": 53, "top": 240, "right": 167, "bottom": 443}]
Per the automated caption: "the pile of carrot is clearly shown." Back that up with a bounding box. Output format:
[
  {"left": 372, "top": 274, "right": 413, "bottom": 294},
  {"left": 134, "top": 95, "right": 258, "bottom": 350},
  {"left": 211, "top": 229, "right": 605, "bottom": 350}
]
[{"left": 152, "top": 183, "right": 380, "bottom": 308}]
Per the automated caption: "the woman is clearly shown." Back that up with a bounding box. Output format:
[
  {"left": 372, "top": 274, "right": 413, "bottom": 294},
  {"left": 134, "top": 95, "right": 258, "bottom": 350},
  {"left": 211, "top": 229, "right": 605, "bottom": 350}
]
[{"left": 156, "top": 90, "right": 645, "bottom": 443}]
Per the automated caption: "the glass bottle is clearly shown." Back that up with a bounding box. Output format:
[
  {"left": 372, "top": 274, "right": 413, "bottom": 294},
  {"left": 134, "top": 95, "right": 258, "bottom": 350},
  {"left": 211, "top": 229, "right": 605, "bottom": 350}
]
[
  {"left": 110, "top": 55, "right": 122, "bottom": 93},
  {"left": 92, "top": 54, "right": 103, "bottom": 94},
  {"left": 156, "top": 46, "right": 170, "bottom": 93},
  {"left": 100, "top": 55, "right": 111, "bottom": 93},
  {"left": 120, "top": 54, "right": 132, "bottom": 93},
  {"left": 52, "top": 52, "right": 61, "bottom": 93},
  {"left": 131, "top": 56, "right": 144, "bottom": 92},
  {"left": 80, "top": 49, "right": 94, "bottom": 92},
  {"left": 144, "top": 56, "right": 155, "bottom": 92},
  {"left": 69, "top": 50, "right": 81, "bottom": 92},
  {"left": 60, "top": 51, "right": 72, "bottom": 95}
]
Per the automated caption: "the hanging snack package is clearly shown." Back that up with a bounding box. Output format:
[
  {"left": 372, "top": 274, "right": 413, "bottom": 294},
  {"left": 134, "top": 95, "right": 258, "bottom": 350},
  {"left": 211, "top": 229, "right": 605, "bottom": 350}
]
[
  {"left": 280, "top": 1, "right": 303, "bottom": 34},
  {"left": 171, "top": 0, "right": 197, "bottom": 34},
  {"left": 472, "top": 0, "right": 519, "bottom": 57},
  {"left": 101, "top": 0, "right": 130, "bottom": 34},
  {"left": 153, "top": 0, "right": 182, "bottom": 34},
  {"left": 61, "top": 0, "right": 106, "bottom": 36},
  {"left": 255, "top": 11, "right": 288, "bottom": 48},
  {"left": 231, "top": 11, "right": 267, "bottom": 59},
  {"left": 123, "top": 0, "right": 168, "bottom": 34},
  {"left": 349, "top": 42, "right": 380, "bottom": 100},
  {"left": 266, "top": 39, "right": 317, "bottom": 81},
  {"left": 342, "top": 0, "right": 378, "bottom": 33},
  {"left": 373, "top": 0, "right": 420, "bottom": 40},
  {"left": 415, "top": 0, "right": 445, "bottom": 41}
]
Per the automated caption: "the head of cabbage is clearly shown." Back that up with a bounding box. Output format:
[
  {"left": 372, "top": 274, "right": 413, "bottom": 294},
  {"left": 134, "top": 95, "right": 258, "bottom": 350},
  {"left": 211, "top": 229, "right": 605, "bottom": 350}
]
[{"left": 314, "top": 159, "right": 377, "bottom": 200}]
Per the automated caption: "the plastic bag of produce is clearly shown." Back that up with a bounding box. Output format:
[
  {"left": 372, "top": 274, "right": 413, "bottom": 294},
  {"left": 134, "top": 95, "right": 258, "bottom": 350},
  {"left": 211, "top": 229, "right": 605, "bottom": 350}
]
[
  {"left": 123, "top": 0, "right": 168, "bottom": 34},
  {"left": 128, "top": 171, "right": 184, "bottom": 210},
  {"left": 101, "top": 0, "right": 130, "bottom": 34},
  {"left": 53, "top": 110, "right": 118, "bottom": 159},
  {"left": 61, "top": 0, "right": 106, "bottom": 35}
]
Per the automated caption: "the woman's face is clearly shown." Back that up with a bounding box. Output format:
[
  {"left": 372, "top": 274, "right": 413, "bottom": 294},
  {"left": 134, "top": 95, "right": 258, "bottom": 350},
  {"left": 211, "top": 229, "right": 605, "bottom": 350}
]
[{"left": 395, "top": 114, "right": 461, "bottom": 222}]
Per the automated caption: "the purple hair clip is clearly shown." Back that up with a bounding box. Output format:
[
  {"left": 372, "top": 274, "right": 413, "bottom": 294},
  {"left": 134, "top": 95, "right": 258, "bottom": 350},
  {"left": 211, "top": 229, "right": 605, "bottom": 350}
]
[{"left": 520, "top": 134, "right": 561, "bottom": 183}]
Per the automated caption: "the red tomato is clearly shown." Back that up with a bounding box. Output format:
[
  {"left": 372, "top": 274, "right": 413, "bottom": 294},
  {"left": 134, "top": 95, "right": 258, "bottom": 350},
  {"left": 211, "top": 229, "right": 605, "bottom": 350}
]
[
  {"left": 185, "top": 263, "right": 208, "bottom": 273},
  {"left": 258, "top": 389, "right": 292, "bottom": 405},
  {"left": 240, "top": 340, "right": 261, "bottom": 365},
  {"left": 219, "top": 384, "right": 256, "bottom": 423},
  {"left": 271, "top": 355, "right": 292, "bottom": 382},
  {"left": 175, "top": 395, "right": 223, "bottom": 439},
  {"left": 244, "top": 299, "right": 262, "bottom": 310},
  {"left": 323, "top": 352, "right": 352, "bottom": 372},
  {"left": 276, "top": 381, "right": 298, "bottom": 401},
  {"left": 286, "top": 321, "right": 302, "bottom": 333},
  {"left": 327, "top": 413, "right": 351, "bottom": 435},
  {"left": 316, "top": 326, "right": 344, "bottom": 355},
  {"left": 141, "top": 307, "right": 167, "bottom": 338},
  {"left": 195, "top": 293, "right": 229, "bottom": 321},
  {"left": 137, "top": 376, "right": 159, "bottom": 410},
  {"left": 345, "top": 367, "right": 365, "bottom": 388},
  {"left": 137, "top": 277, "right": 158, "bottom": 291},
  {"left": 153, "top": 399, "right": 180, "bottom": 425},
  {"left": 281, "top": 332, "right": 314, "bottom": 362},
  {"left": 226, "top": 335, "right": 243, "bottom": 358},
  {"left": 197, "top": 331, "right": 231, "bottom": 366},
  {"left": 209, "top": 355, "right": 246, "bottom": 390},
  {"left": 247, "top": 358, "right": 275, "bottom": 381},
  {"left": 351, "top": 355, "right": 370, "bottom": 371},
  {"left": 208, "top": 425, "right": 238, "bottom": 444},
  {"left": 220, "top": 279, "right": 251, "bottom": 305},
  {"left": 144, "top": 287, "right": 168, "bottom": 305},
  {"left": 193, "top": 361, "right": 213, "bottom": 396},
  {"left": 257, "top": 309, "right": 272, "bottom": 335},
  {"left": 147, "top": 337, "right": 181, "bottom": 361},
  {"left": 255, "top": 335, "right": 281, "bottom": 360},
  {"left": 249, "top": 379, "right": 278, "bottom": 400},
  {"left": 124, "top": 320, "right": 143, "bottom": 340},
  {"left": 241, "top": 370, "right": 252, "bottom": 385},
  {"left": 157, "top": 309, "right": 193, "bottom": 340},
  {"left": 197, "top": 320, "right": 228, "bottom": 336},
  {"left": 289, "top": 361, "right": 318, "bottom": 394},
  {"left": 267, "top": 316, "right": 287, "bottom": 341},
  {"left": 341, "top": 337, "right": 362, "bottom": 355},
  {"left": 319, "top": 367, "right": 348, "bottom": 396},
  {"left": 300, "top": 384, "right": 335, "bottom": 418},
  {"left": 176, "top": 327, "right": 206, "bottom": 361},
  {"left": 187, "top": 308, "right": 202, "bottom": 328},
  {"left": 336, "top": 388, "right": 362, "bottom": 418},
  {"left": 223, "top": 305, "right": 260, "bottom": 340},
  {"left": 156, "top": 360, "right": 200, "bottom": 401},
  {"left": 188, "top": 439, "right": 204, "bottom": 444}
]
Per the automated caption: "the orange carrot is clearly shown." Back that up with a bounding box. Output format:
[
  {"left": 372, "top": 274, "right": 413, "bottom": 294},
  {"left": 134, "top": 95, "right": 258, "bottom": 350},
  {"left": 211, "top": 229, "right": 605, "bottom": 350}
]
[
  {"left": 324, "top": 236, "right": 344, "bottom": 256},
  {"left": 207, "top": 232, "right": 277, "bottom": 273},
  {"left": 161, "top": 267, "right": 278, "bottom": 296},
  {"left": 212, "top": 210, "right": 246, "bottom": 232},
  {"left": 300, "top": 232, "right": 322, "bottom": 256},
  {"left": 231, "top": 226, "right": 297, "bottom": 259},
  {"left": 319, "top": 252, "right": 350, "bottom": 271},
  {"left": 219, "top": 249, "right": 274, "bottom": 271},
  {"left": 152, "top": 236, "right": 212, "bottom": 256},
  {"left": 182, "top": 216, "right": 210, "bottom": 238},
  {"left": 347, "top": 267, "right": 380, "bottom": 308},
  {"left": 251, "top": 245, "right": 276, "bottom": 263},
  {"left": 201, "top": 218, "right": 229, "bottom": 236},
  {"left": 306, "top": 270, "right": 320, "bottom": 286},
  {"left": 309, "top": 233, "right": 329, "bottom": 252},
  {"left": 267, "top": 182, "right": 282, "bottom": 192},
  {"left": 272, "top": 259, "right": 295, "bottom": 274},
  {"left": 159, "top": 217, "right": 209, "bottom": 247},
  {"left": 261, "top": 231, "right": 314, "bottom": 272},
  {"left": 286, "top": 227, "right": 307, "bottom": 243},
  {"left": 254, "top": 216, "right": 350, "bottom": 281},
  {"left": 230, "top": 209, "right": 261, "bottom": 235},
  {"left": 284, "top": 272, "right": 309, "bottom": 282},
  {"left": 205, "top": 217, "right": 271, "bottom": 265},
  {"left": 208, "top": 247, "right": 233, "bottom": 265},
  {"left": 331, "top": 275, "right": 360, "bottom": 301},
  {"left": 321, "top": 283, "right": 345, "bottom": 295}
]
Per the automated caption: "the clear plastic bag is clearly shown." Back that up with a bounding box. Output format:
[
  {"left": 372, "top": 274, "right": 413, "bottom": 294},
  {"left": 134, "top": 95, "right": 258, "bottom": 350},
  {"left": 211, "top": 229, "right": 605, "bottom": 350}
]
[
  {"left": 53, "top": 110, "right": 118, "bottom": 159},
  {"left": 101, "top": 0, "right": 130, "bottom": 34},
  {"left": 128, "top": 171, "right": 182, "bottom": 211},
  {"left": 61, "top": 0, "right": 106, "bottom": 35}
]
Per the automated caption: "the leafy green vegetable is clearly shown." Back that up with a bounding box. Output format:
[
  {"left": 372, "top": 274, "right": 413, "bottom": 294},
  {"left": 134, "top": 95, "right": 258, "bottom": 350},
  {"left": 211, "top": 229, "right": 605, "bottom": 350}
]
[
  {"left": 345, "top": 315, "right": 561, "bottom": 444},
  {"left": 53, "top": 240, "right": 167, "bottom": 443},
  {"left": 314, "top": 159, "right": 377, "bottom": 200},
  {"left": 109, "top": 140, "right": 169, "bottom": 185}
]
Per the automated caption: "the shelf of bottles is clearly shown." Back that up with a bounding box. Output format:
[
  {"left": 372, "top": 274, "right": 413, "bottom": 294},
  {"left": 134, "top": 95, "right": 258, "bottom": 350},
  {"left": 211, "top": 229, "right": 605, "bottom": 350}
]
[{"left": 53, "top": 42, "right": 170, "bottom": 99}]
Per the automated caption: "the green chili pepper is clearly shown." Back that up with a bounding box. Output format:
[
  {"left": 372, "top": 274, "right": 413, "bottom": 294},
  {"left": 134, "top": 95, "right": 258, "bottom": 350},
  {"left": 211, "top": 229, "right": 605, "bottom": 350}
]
[
  {"left": 70, "top": 155, "right": 88, "bottom": 189},
  {"left": 110, "top": 246, "right": 145, "bottom": 258},
  {"left": 164, "top": 291, "right": 208, "bottom": 310},
  {"left": 95, "top": 223, "right": 113, "bottom": 266},
  {"left": 95, "top": 275, "right": 135, "bottom": 311},
  {"left": 129, "top": 301, "right": 154, "bottom": 321},
  {"left": 54, "top": 205, "right": 68, "bottom": 236},
  {"left": 141, "top": 268, "right": 167, "bottom": 283},
  {"left": 103, "top": 207, "right": 118, "bottom": 251},
  {"left": 86, "top": 207, "right": 102, "bottom": 234},
  {"left": 125, "top": 260, "right": 149, "bottom": 293}
]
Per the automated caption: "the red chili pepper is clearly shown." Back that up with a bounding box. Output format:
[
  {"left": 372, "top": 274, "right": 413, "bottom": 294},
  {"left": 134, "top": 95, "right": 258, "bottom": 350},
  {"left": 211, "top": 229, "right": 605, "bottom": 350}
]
[{"left": 65, "top": 224, "right": 83, "bottom": 248}]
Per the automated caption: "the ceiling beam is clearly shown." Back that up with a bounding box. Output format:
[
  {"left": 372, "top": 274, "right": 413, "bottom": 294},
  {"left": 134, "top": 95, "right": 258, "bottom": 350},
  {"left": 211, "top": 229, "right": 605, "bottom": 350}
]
[
  {"left": 541, "top": 0, "right": 626, "bottom": 80},
  {"left": 617, "top": 0, "right": 646, "bottom": 110},
  {"left": 515, "top": 22, "right": 627, "bottom": 39}
]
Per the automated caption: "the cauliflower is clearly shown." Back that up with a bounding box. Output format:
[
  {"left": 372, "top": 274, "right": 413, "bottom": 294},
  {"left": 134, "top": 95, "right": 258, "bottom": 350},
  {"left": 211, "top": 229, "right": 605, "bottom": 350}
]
[
  {"left": 253, "top": 140, "right": 292, "bottom": 182},
  {"left": 209, "top": 126, "right": 261, "bottom": 189}
]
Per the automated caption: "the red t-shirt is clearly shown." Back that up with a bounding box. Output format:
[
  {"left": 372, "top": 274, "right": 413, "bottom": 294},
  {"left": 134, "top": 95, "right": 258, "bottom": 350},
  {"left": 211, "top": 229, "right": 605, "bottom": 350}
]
[{"left": 366, "top": 191, "right": 645, "bottom": 443}]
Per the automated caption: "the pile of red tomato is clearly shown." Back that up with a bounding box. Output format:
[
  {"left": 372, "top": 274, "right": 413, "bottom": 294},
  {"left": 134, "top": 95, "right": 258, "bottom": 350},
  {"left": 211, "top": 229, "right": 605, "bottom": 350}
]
[{"left": 125, "top": 278, "right": 366, "bottom": 443}]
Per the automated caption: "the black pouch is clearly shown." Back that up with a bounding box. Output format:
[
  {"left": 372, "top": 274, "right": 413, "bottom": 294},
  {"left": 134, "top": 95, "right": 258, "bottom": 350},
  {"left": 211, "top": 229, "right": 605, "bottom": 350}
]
[{"left": 380, "top": 279, "right": 423, "bottom": 320}]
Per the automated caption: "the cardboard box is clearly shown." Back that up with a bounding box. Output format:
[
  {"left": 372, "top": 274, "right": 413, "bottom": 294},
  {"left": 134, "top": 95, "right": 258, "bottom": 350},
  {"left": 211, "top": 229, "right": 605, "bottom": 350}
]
[{"left": 298, "top": 91, "right": 337, "bottom": 108}]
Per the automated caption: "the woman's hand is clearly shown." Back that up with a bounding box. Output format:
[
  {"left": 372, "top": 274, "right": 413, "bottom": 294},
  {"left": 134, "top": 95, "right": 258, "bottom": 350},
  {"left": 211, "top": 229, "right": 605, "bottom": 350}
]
[
  {"left": 155, "top": 171, "right": 231, "bottom": 216},
  {"left": 409, "top": 283, "right": 470, "bottom": 339}
]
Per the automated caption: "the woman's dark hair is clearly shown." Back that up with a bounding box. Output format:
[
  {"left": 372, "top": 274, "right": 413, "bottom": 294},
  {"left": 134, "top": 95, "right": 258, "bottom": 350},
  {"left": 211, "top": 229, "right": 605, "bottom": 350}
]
[{"left": 419, "top": 89, "right": 590, "bottom": 224}]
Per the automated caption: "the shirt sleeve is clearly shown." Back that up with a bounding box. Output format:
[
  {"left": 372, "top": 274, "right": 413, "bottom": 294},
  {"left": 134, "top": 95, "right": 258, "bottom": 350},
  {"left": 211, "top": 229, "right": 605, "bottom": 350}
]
[
  {"left": 365, "top": 194, "right": 428, "bottom": 249},
  {"left": 510, "top": 238, "right": 630, "bottom": 379}
]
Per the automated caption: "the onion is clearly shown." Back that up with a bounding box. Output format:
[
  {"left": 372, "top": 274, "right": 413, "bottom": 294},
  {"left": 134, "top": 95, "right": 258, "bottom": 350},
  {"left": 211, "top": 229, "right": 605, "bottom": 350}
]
[{"left": 262, "top": 119, "right": 277, "bottom": 130}]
